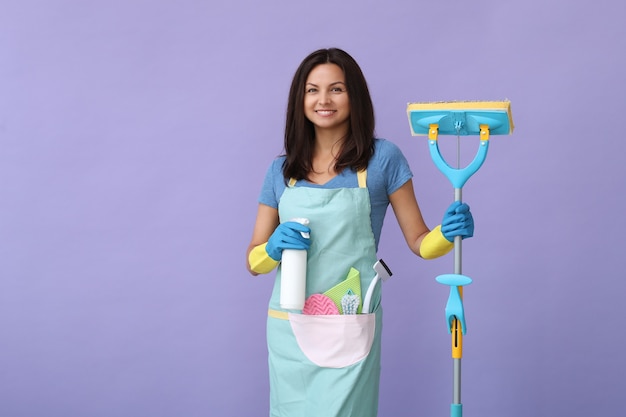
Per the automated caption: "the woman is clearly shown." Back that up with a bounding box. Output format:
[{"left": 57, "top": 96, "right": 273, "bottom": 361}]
[{"left": 246, "top": 48, "right": 474, "bottom": 417}]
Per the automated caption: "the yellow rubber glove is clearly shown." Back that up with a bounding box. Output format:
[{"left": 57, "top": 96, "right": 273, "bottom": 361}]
[
  {"left": 249, "top": 242, "right": 280, "bottom": 274},
  {"left": 419, "top": 225, "right": 454, "bottom": 260}
]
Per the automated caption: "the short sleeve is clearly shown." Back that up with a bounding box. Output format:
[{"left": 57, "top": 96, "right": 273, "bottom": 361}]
[
  {"left": 377, "top": 139, "right": 413, "bottom": 195},
  {"left": 258, "top": 158, "right": 286, "bottom": 208}
]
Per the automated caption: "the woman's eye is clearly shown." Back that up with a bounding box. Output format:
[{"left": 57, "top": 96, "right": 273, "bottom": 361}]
[
  {"left": 331, "top": 87, "right": 345, "bottom": 93},
  {"left": 306, "top": 88, "right": 317, "bottom": 93}
]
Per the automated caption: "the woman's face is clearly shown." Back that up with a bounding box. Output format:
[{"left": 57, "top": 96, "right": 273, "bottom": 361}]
[{"left": 303, "top": 63, "right": 351, "bottom": 137}]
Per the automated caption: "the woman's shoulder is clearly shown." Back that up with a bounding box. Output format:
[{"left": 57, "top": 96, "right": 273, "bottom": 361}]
[
  {"left": 373, "top": 138, "right": 406, "bottom": 161},
  {"left": 270, "top": 154, "right": 286, "bottom": 166},
  {"left": 374, "top": 137, "right": 402, "bottom": 151},
  {"left": 261, "top": 155, "right": 287, "bottom": 190},
  {"left": 370, "top": 138, "right": 413, "bottom": 190},
  {"left": 266, "top": 155, "right": 286, "bottom": 176}
]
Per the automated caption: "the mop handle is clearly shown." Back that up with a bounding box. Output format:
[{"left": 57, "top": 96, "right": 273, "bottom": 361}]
[{"left": 429, "top": 124, "right": 491, "bottom": 417}]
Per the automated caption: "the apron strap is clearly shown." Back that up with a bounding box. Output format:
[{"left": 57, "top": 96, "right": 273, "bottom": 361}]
[{"left": 357, "top": 169, "right": 367, "bottom": 188}]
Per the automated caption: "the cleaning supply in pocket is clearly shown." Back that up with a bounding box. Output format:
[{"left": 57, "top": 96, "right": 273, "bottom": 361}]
[
  {"left": 323, "top": 267, "right": 362, "bottom": 314},
  {"left": 361, "top": 260, "right": 393, "bottom": 313},
  {"left": 303, "top": 294, "right": 340, "bottom": 315},
  {"left": 341, "top": 290, "right": 360, "bottom": 315},
  {"left": 280, "top": 218, "right": 310, "bottom": 310}
]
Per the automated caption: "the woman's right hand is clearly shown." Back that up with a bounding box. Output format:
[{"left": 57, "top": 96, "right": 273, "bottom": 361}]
[{"left": 266, "top": 222, "right": 311, "bottom": 261}]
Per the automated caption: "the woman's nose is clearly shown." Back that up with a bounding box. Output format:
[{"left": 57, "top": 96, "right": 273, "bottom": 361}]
[{"left": 318, "top": 92, "right": 331, "bottom": 105}]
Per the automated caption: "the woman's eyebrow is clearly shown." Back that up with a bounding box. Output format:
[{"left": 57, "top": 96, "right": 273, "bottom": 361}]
[{"left": 305, "top": 81, "right": 346, "bottom": 87}]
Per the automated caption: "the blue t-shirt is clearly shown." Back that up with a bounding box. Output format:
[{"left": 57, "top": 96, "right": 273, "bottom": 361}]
[{"left": 258, "top": 138, "right": 413, "bottom": 249}]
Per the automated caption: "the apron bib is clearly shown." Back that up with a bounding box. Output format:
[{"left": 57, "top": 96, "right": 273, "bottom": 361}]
[{"left": 267, "top": 171, "right": 383, "bottom": 417}]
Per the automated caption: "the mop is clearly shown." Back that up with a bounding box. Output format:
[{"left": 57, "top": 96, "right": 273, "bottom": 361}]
[{"left": 406, "top": 100, "right": 514, "bottom": 417}]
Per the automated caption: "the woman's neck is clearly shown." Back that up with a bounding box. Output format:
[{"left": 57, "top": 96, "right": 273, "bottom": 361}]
[{"left": 308, "top": 132, "right": 345, "bottom": 184}]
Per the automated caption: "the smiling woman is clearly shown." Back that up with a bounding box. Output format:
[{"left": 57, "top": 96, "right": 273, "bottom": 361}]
[{"left": 245, "top": 47, "right": 475, "bottom": 417}]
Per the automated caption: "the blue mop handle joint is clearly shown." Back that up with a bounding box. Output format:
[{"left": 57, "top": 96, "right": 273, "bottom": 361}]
[
  {"left": 435, "top": 274, "right": 472, "bottom": 335},
  {"left": 428, "top": 124, "right": 490, "bottom": 189}
]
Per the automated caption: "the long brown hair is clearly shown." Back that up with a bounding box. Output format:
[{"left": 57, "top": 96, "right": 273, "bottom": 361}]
[{"left": 282, "top": 48, "right": 375, "bottom": 182}]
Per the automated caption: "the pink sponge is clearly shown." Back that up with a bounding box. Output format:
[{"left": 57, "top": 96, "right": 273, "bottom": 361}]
[{"left": 303, "top": 294, "right": 340, "bottom": 315}]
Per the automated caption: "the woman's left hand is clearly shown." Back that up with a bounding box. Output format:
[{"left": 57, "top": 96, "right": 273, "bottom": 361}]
[{"left": 441, "top": 201, "right": 474, "bottom": 241}]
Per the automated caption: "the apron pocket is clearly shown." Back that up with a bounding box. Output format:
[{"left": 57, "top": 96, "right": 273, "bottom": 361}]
[{"left": 288, "top": 312, "right": 376, "bottom": 368}]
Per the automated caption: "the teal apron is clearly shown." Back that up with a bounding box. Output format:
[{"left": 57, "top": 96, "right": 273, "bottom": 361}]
[{"left": 267, "top": 170, "right": 383, "bottom": 417}]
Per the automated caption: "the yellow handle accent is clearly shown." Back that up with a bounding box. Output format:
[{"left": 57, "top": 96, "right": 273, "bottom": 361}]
[
  {"left": 452, "top": 319, "right": 463, "bottom": 358},
  {"left": 451, "top": 286, "right": 464, "bottom": 358},
  {"left": 480, "top": 124, "right": 490, "bottom": 141},
  {"left": 429, "top": 123, "right": 439, "bottom": 140}
]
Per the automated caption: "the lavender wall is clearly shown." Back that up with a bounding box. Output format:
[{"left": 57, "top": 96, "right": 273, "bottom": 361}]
[{"left": 1, "top": 1, "right": 624, "bottom": 416}]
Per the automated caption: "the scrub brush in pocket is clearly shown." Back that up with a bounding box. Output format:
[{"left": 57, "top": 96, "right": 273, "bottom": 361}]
[{"left": 341, "top": 290, "right": 360, "bottom": 315}]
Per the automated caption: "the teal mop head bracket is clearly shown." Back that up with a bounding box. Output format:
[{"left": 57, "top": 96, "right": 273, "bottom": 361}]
[
  {"left": 407, "top": 101, "right": 514, "bottom": 189},
  {"left": 429, "top": 135, "right": 488, "bottom": 189}
]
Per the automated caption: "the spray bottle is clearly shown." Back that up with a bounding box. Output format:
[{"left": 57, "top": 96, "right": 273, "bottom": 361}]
[{"left": 280, "top": 218, "right": 310, "bottom": 310}]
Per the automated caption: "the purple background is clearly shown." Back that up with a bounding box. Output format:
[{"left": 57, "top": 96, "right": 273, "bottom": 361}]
[{"left": 1, "top": 1, "right": 625, "bottom": 416}]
